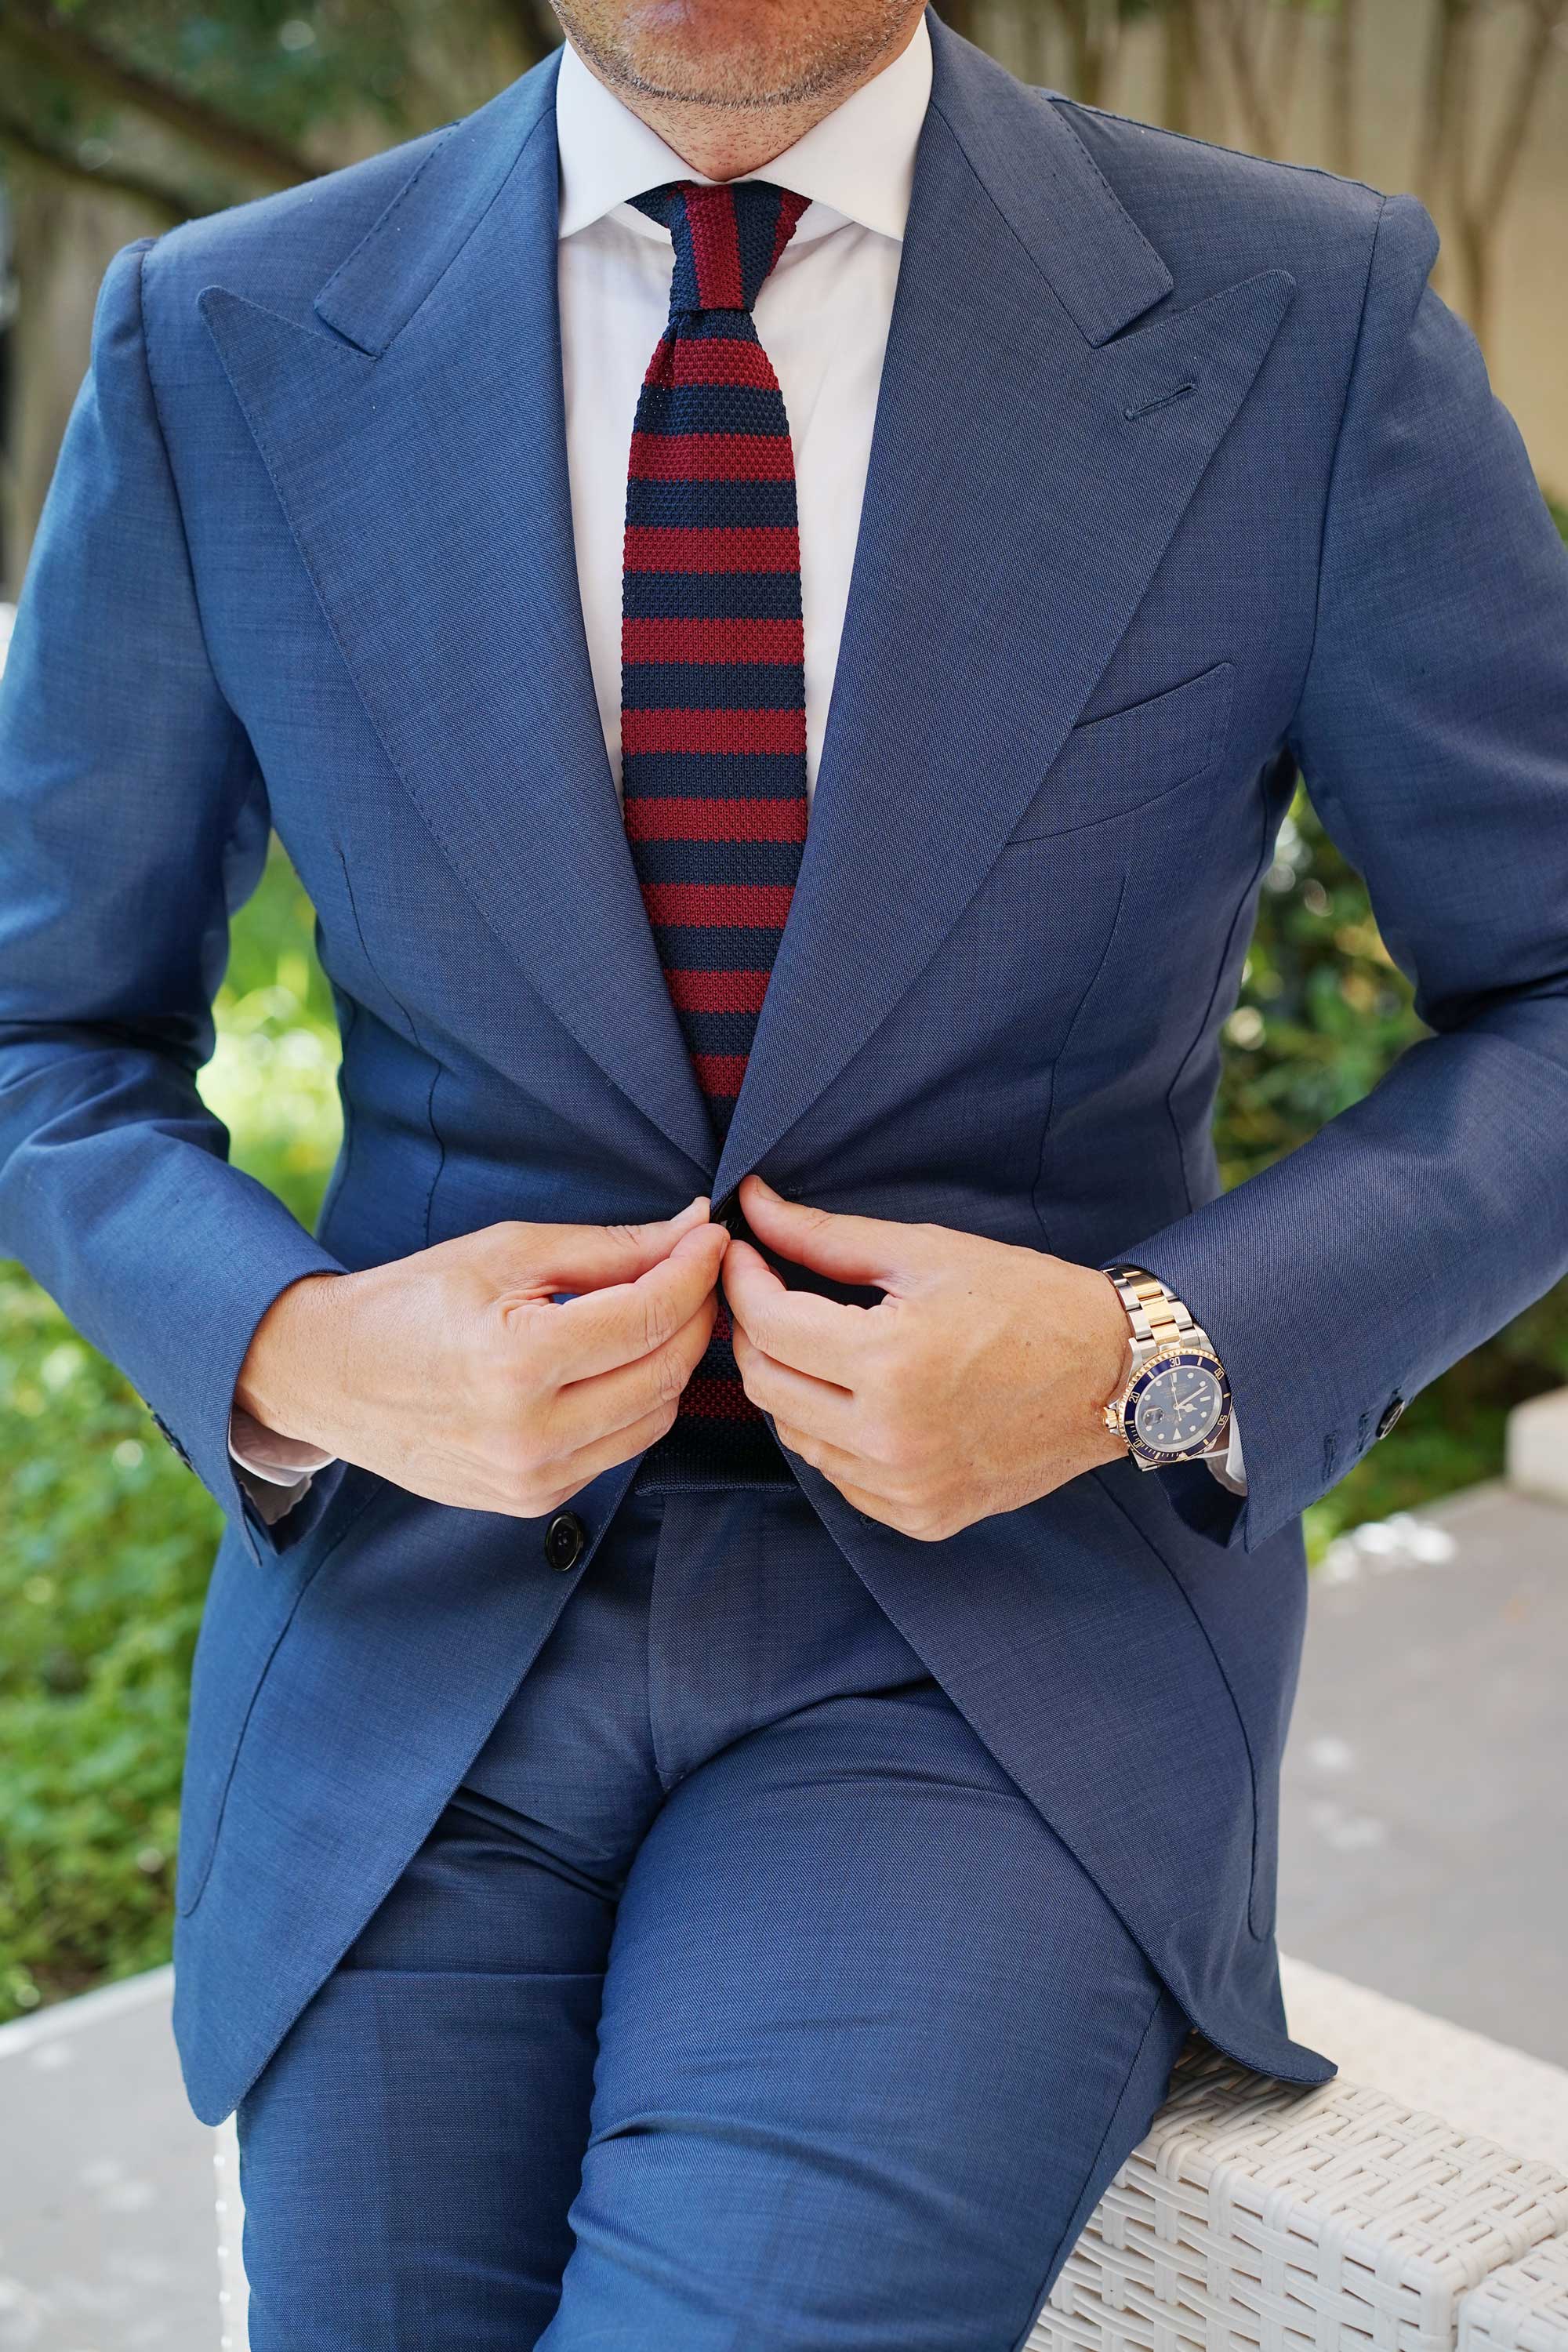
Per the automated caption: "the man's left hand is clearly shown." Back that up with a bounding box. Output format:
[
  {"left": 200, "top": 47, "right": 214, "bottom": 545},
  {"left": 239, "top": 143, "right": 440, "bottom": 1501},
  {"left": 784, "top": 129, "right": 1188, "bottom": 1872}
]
[{"left": 723, "top": 1174, "right": 1132, "bottom": 1540}]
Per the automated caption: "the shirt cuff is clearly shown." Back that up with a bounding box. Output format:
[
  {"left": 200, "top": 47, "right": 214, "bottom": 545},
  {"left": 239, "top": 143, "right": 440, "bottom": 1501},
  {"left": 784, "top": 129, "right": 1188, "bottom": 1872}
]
[
  {"left": 228, "top": 1406, "right": 336, "bottom": 1523},
  {"left": 1207, "top": 1408, "right": 1247, "bottom": 1495}
]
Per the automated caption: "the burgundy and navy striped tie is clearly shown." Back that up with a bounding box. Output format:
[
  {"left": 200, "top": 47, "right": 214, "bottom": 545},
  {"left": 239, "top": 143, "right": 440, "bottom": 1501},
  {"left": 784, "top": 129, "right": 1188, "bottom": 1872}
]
[{"left": 622, "top": 178, "right": 809, "bottom": 1486}]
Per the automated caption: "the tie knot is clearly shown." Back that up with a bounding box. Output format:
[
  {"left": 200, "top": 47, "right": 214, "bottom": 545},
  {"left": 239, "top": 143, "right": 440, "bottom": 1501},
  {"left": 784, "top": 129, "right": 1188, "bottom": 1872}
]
[{"left": 631, "top": 180, "right": 809, "bottom": 318}]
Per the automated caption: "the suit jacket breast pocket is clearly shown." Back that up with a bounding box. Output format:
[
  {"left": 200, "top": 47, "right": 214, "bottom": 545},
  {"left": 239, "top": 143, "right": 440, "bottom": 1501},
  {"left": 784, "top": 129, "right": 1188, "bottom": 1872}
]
[{"left": 1008, "top": 661, "right": 1235, "bottom": 843}]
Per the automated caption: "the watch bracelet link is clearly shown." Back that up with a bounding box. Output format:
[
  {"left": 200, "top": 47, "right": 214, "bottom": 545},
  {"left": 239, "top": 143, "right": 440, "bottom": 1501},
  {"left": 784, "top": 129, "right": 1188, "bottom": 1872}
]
[{"left": 1103, "top": 1265, "right": 1210, "bottom": 1359}]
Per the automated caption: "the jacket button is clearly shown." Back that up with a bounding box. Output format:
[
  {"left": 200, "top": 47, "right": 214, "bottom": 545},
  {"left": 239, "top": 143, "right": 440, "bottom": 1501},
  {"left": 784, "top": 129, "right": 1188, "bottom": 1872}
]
[
  {"left": 712, "top": 1192, "right": 753, "bottom": 1245},
  {"left": 1375, "top": 1396, "right": 1406, "bottom": 1441},
  {"left": 543, "top": 1510, "right": 586, "bottom": 1573}
]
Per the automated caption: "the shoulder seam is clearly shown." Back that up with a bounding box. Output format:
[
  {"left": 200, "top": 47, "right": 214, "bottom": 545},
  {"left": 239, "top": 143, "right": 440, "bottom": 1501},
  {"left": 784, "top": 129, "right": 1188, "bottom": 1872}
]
[{"left": 1047, "top": 93, "right": 1388, "bottom": 208}]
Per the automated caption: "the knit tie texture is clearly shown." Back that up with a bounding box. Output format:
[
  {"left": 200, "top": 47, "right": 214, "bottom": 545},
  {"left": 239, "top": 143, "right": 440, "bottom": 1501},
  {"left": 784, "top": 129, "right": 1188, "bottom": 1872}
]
[{"left": 622, "top": 177, "right": 809, "bottom": 1486}]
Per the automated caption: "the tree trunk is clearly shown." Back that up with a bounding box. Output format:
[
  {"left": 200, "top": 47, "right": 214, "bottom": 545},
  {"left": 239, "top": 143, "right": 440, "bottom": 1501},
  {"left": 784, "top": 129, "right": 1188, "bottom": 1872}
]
[
  {"left": 2, "top": 165, "right": 154, "bottom": 595},
  {"left": 1327, "top": 0, "right": 1359, "bottom": 180},
  {"left": 1161, "top": 0, "right": 1202, "bottom": 136}
]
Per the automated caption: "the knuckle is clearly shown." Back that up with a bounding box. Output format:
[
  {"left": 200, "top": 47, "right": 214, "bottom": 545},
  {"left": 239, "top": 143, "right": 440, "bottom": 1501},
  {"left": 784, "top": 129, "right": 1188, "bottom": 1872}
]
[
  {"left": 502, "top": 1299, "right": 555, "bottom": 1374},
  {"left": 652, "top": 1345, "right": 689, "bottom": 1407},
  {"left": 492, "top": 1220, "right": 544, "bottom": 1277},
  {"left": 736, "top": 1305, "right": 770, "bottom": 1358},
  {"left": 533, "top": 1482, "right": 579, "bottom": 1518},
  {"left": 891, "top": 1494, "right": 944, "bottom": 1540},
  {"left": 498, "top": 1431, "right": 550, "bottom": 1502},
  {"left": 641, "top": 1288, "right": 680, "bottom": 1357}
]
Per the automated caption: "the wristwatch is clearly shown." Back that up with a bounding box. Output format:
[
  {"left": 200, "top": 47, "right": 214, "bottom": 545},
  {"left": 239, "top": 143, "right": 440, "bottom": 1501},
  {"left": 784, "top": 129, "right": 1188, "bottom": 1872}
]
[{"left": 1101, "top": 1265, "right": 1232, "bottom": 1472}]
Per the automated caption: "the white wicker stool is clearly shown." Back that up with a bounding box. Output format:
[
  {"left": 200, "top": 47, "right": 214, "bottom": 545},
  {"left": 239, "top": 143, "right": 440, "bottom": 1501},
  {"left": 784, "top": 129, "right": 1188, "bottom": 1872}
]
[
  {"left": 214, "top": 1960, "right": 1568, "bottom": 2352},
  {"left": 1461, "top": 2236, "right": 1568, "bottom": 2352},
  {"left": 1030, "top": 2038, "right": 1568, "bottom": 2352}
]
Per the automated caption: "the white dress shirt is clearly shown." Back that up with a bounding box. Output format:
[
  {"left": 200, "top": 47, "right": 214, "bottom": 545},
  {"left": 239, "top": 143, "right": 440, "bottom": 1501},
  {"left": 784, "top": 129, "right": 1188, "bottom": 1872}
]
[{"left": 231, "top": 16, "right": 1246, "bottom": 1507}]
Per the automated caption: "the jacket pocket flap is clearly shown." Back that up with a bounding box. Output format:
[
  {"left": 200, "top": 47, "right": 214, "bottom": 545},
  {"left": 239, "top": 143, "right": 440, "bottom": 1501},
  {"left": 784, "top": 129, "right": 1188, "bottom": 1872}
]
[{"left": 1009, "top": 660, "right": 1235, "bottom": 841}]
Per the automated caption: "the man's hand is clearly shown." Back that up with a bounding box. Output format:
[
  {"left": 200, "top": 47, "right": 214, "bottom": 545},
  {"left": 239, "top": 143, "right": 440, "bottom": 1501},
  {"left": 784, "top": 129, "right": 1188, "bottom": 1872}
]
[
  {"left": 235, "top": 1197, "right": 728, "bottom": 1516},
  {"left": 723, "top": 1175, "right": 1129, "bottom": 1540}
]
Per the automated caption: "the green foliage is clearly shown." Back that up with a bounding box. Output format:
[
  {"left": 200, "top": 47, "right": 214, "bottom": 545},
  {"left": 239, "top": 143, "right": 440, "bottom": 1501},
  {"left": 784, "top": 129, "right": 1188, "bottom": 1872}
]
[
  {"left": 0, "top": 0, "right": 546, "bottom": 229},
  {"left": 97, "top": 0, "right": 421, "bottom": 145},
  {"left": 0, "top": 842, "right": 339, "bottom": 2017},
  {"left": 198, "top": 838, "right": 344, "bottom": 1225},
  {"left": 0, "top": 1271, "right": 217, "bottom": 2013}
]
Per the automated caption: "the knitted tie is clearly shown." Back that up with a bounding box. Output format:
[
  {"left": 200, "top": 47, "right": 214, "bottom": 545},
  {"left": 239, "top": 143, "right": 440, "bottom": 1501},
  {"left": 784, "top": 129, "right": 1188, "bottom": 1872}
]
[{"left": 622, "top": 179, "right": 809, "bottom": 1487}]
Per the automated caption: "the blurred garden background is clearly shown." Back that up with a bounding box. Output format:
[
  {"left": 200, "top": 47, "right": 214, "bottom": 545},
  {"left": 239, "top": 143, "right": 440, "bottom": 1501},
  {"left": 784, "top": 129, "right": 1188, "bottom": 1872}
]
[{"left": 1, "top": 0, "right": 1566, "bottom": 2027}]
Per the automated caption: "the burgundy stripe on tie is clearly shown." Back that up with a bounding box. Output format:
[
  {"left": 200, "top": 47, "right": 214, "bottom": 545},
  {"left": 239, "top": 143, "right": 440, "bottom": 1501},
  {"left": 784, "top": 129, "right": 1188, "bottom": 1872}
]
[{"left": 620, "top": 177, "right": 810, "bottom": 1488}]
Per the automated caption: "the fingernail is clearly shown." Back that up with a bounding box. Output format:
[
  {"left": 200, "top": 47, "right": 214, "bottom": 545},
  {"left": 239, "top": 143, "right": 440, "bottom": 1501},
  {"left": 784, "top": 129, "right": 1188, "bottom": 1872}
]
[{"left": 748, "top": 1174, "right": 777, "bottom": 1196}]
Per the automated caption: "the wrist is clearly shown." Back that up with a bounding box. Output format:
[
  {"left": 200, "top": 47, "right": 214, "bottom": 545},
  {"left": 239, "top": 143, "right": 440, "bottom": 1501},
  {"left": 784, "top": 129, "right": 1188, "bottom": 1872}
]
[
  {"left": 1087, "top": 1269, "right": 1134, "bottom": 1410},
  {"left": 234, "top": 1272, "right": 346, "bottom": 1448}
]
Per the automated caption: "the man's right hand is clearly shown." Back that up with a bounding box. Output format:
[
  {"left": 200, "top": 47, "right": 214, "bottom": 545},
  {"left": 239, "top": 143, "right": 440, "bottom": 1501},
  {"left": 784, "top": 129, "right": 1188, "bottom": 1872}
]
[{"left": 233, "top": 1197, "right": 728, "bottom": 1517}]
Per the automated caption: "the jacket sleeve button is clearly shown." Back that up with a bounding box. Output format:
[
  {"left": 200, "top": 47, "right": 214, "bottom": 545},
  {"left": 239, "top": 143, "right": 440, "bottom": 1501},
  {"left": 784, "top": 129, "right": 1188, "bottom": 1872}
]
[
  {"left": 543, "top": 1511, "right": 586, "bottom": 1573},
  {"left": 1375, "top": 1396, "right": 1406, "bottom": 1441}
]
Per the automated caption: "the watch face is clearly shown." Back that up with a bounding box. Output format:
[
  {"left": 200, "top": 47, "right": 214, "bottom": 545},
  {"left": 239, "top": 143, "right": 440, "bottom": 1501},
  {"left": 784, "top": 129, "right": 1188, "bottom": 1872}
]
[{"left": 1131, "top": 1357, "right": 1226, "bottom": 1454}]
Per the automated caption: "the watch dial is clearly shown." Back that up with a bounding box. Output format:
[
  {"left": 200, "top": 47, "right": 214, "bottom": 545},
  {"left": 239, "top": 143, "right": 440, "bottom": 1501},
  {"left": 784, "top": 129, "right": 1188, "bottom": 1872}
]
[{"left": 1133, "top": 1362, "right": 1224, "bottom": 1454}]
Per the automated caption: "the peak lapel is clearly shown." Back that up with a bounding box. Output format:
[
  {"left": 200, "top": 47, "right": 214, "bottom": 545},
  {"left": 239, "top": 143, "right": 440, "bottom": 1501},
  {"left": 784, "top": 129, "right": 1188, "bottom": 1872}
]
[
  {"left": 201, "top": 57, "right": 715, "bottom": 1179},
  {"left": 710, "top": 21, "right": 1294, "bottom": 1203}
]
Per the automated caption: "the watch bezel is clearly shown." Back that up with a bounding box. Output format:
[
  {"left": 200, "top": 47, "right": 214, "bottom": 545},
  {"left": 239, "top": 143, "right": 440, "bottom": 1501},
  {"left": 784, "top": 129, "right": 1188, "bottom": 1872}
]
[{"left": 1117, "top": 1344, "right": 1232, "bottom": 1468}]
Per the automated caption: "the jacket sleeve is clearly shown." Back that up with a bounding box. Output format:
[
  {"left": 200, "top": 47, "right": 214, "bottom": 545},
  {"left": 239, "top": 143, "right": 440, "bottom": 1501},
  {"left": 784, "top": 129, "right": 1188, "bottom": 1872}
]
[
  {"left": 0, "top": 239, "right": 345, "bottom": 1559},
  {"left": 1118, "top": 193, "right": 1568, "bottom": 1552}
]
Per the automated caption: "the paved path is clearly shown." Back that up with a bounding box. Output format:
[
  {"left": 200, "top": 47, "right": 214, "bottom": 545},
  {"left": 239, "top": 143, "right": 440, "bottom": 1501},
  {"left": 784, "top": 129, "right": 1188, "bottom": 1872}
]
[
  {"left": 1278, "top": 1481, "right": 1568, "bottom": 2067},
  {"left": 0, "top": 1973, "right": 216, "bottom": 2350},
  {"left": 1, "top": 1476, "right": 1563, "bottom": 2350}
]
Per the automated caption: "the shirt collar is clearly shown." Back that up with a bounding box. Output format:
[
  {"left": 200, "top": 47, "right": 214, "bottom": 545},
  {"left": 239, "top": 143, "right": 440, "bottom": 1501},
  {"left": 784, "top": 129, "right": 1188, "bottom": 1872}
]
[{"left": 555, "top": 13, "right": 931, "bottom": 247}]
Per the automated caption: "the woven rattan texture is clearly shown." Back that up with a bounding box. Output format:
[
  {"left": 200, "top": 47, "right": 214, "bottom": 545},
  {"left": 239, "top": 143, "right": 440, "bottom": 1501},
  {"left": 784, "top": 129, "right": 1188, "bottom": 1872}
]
[
  {"left": 1029, "top": 2040, "right": 1568, "bottom": 2352},
  {"left": 1279, "top": 1962, "right": 1568, "bottom": 2177},
  {"left": 1460, "top": 2234, "right": 1568, "bottom": 2352}
]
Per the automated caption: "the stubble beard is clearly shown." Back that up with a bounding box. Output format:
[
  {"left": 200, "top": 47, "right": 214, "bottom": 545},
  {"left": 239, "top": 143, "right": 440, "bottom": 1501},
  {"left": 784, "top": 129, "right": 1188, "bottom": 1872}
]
[{"left": 548, "top": 0, "right": 917, "bottom": 116}]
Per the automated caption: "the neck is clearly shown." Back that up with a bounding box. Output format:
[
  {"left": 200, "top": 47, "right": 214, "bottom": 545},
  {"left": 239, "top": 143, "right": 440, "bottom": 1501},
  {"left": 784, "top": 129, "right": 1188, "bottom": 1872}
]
[{"left": 561, "top": 13, "right": 924, "bottom": 181}]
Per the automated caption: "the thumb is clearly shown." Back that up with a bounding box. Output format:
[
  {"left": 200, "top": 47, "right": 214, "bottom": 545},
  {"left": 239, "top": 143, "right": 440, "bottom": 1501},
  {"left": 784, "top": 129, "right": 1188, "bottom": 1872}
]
[
  {"left": 737, "top": 1175, "right": 929, "bottom": 1291},
  {"left": 503, "top": 1196, "right": 714, "bottom": 1295}
]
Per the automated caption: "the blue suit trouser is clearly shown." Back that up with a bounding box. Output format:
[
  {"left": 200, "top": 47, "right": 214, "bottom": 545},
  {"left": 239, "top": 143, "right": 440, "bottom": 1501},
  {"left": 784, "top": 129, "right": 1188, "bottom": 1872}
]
[{"left": 236, "top": 1482, "right": 1189, "bottom": 2350}]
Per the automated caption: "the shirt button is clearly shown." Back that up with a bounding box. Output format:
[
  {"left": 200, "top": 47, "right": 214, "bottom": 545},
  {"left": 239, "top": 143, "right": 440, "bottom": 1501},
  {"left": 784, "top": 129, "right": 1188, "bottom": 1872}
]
[
  {"left": 1375, "top": 1396, "right": 1406, "bottom": 1441},
  {"left": 543, "top": 1510, "right": 586, "bottom": 1574}
]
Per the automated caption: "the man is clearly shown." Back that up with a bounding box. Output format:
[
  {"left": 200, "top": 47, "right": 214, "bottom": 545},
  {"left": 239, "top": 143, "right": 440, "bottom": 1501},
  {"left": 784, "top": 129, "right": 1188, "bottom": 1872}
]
[{"left": 2, "top": 0, "right": 1566, "bottom": 2339}]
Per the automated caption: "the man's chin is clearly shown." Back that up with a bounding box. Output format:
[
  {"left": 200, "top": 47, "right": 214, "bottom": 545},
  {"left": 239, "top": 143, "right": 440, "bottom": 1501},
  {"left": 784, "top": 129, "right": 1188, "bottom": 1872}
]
[{"left": 554, "top": 0, "right": 907, "bottom": 115}]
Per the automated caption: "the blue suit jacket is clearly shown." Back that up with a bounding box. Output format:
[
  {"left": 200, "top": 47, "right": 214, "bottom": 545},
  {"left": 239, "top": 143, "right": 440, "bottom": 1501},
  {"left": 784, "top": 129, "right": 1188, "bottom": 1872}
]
[{"left": 3, "top": 16, "right": 1566, "bottom": 2125}]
